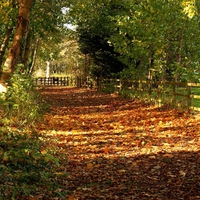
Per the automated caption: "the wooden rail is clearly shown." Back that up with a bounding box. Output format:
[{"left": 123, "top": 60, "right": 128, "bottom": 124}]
[
  {"left": 34, "top": 76, "right": 97, "bottom": 89},
  {"left": 34, "top": 77, "right": 200, "bottom": 112},
  {"left": 34, "top": 77, "right": 76, "bottom": 86},
  {"left": 100, "top": 79, "right": 200, "bottom": 112}
]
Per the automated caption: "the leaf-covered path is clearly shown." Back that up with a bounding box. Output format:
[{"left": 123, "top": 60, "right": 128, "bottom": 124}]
[{"left": 38, "top": 87, "right": 200, "bottom": 200}]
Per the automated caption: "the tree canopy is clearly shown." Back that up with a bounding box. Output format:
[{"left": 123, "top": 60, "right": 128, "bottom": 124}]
[
  {"left": 0, "top": 0, "right": 200, "bottom": 82},
  {"left": 68, "top": 0, "right": 200, "bottom": 81},
  {"left": 0, "top": 0, "right": 70, "bottom": 81}
]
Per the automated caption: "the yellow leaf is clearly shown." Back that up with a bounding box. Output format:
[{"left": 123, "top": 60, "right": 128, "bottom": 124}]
[
  {"left": 179, "top": 170, "right": 186, "bottom": 177},
  {"left": 118, "top": 169, "right": 126, "bottom": 173},
  {"left": 149, "top": 155, "right": 156, "bottom": 159},
  {"left": 41, "top": 149, "right": 47, "bottom": 155},
  {"left": 79, "top": 134, "right": 83, "bottom": 140},
  {"left": 132, "top": 162, "right": 138, "bottom": 167},
  {"left": 87, "top": 163, "right": 93, "bottom": 170}
]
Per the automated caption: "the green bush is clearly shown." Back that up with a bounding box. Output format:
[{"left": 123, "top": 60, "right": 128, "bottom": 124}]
[
  {"left": 119, "top": 88, "right": 136, "bottom": 99},
  {"left": 0, "top": 73, "right": 67, "bottom": 199},
  {"left": 0, "top": 73, "right": 48, "bottom": 127},
  {"left": 0, "top": 129, "right": 60, "bottom": 199},
  {"left": 99, "top": 80, "right": 116, "bottom": 94}
]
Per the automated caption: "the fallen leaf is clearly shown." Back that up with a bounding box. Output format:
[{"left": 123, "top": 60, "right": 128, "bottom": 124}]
[
  {"left": 68, "top": 195, "right": 74, "bottom": 200},
  {"left": 179, "top": 170, "right": 186, "bottom": 177},
  {"left": 87, "top": 163, "right": 93, "bottom": 170}
]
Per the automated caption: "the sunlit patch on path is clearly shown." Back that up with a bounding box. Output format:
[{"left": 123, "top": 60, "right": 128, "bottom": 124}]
[{"left": 38, "top": 87, "right": 200, "bottom": 199}]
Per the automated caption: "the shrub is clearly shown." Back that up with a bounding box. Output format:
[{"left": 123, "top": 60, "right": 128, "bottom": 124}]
[
  {"left": 0, "top": 73, "right": 48, "bottom": 127},
  {"left": 119, "top": 88, "right": 136, "bottom": 99},
  {"left": 99, "top": 80, "right": 116, "bottom": 94},
  {"left": 0, "top": 128, "right": 60, "bottom": 199}
]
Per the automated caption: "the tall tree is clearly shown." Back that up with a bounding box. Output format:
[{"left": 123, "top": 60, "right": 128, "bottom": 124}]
[
  {"left": 68, "top": 0, "right": 200, "bottom": 81},
  {"left": 0, "top": 0, "right": 68, "bottom": 82},
  {"left": 68, "top": 0, "right": 128, "bottom": 78},
  {"left": 110, "top": 0, "right": 200, "bottom": 81},
  {"left": 27, "top": 0, "right": 68, "bottom": 74},
  {"left": 0, "top": 28, "right": 13, "bottom": 70},
  {"left": 0, "top": 0, "right": 18, "bottom": 75},
  {"left": 2, "top": 0, "right": 35, "bottom": 82}
]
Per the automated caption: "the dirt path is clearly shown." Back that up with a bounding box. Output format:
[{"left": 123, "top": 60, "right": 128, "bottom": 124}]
[{"left": 39, "top": 87, "right": 200, "bottom": 200}]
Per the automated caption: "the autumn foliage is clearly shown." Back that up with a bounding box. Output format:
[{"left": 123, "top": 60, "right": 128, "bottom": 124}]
[
  {"left": 1, "top": 86, "right": 200, "bottom": 199},
  {"left": 36, "top": 87, "right": 200, "bottom": 200}
]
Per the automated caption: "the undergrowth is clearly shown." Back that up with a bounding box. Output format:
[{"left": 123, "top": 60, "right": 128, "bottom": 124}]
[
  {"left": 0, "top": 73, "right": 49, "bottom": 128},
  {"left": 0, "top": 73, "right": 67, "bottom": 199},
  {"left": 0, "top": 128, "right": 63, "bottom": 199}
]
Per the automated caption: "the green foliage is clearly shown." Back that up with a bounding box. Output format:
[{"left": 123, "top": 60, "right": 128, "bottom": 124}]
[
  {"left": 68, "top": 0, "right": 128, "bottom": 78},
  {"left": 0, "top": 73, "right": 48, "bottom": 127},
  {"left": 119, "top": 88, "right": 136, "bottom": 99},
  {"left": 0, "top": 73, "right": 68, "bottom": 199},
  {"left": 119, "top": 67, "right": 138, "bottom": 81},
  {"left": 110, "top": 0, "right": 200, "bottom": 81},
  {"left": 0, "top": 0, "right": 69, "bottom": 73},
  {"left": 99, "top": 80, "right": 116, "bottom": 94},
  {"left": 0, "top": 128, "right": 61, "bottom": 199},
  {"left": 69, "top": 0, "right": 200, "bottom": 81}
]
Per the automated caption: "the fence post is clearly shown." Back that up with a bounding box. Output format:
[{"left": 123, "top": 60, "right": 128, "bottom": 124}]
[
  {"left": 147, "top": 79, "right": 152, "bottom": 101},
  {"left": 187, "top": 83, "right": 191, "bottom": 112},
  {"left": 138, "top": 80, "right": 142, "bottom": 97},
  {"left": 76, "top": 76, "right": 79, "bottom": 87},
  {"left": 71, "top": 77, "right": 73, "bottom": 86},
  {"left": 156, "top": 81, "right": 162, "bottom": 107},
  {"left": 172, "top": 80, "right": 176, "bottom": 107},
  {"left": 96, "top": 77, "right": 100, "bottom": 90}
]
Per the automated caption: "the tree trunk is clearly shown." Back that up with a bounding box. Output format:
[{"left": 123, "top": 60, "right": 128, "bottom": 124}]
[
  {"left": 28, "top": 39, "right": 38, "bottom": 74},
  {"left": 2, "top": 0, "right": 35, "bottom": 80},
  {"left": 22, "top": 29, "right": 32, "bottom": 71},
  {"left": 0, "top": 28, "right": 13, "bottom": 73}
]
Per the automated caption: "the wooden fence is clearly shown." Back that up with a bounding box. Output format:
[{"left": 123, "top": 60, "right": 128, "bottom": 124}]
[
  {"left": 34, "top": 76, "right": 97, "bottom": 88},
  {"left": 34, "top": 76, "right": 200, "bottom": 112},
  {"left": 100, "top": 79, "right": 200, "bottom": 112},
  {"left": 34, "top": 77, "right": 76, "bottom": 86}
]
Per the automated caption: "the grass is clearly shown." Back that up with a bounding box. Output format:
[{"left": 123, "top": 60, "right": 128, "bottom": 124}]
[
  {"left": 190, "top": 87, "right": 200, "bottom": 108},
  {"left": 175, "top": 87, "right": 200, "bottom": 108}
]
